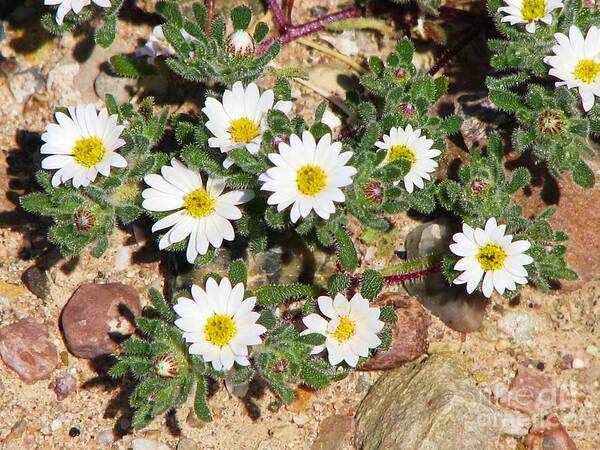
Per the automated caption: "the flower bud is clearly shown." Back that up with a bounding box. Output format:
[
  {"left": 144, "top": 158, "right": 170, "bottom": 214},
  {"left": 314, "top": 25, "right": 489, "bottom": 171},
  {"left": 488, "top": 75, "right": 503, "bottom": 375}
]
[
  {"left": 227, "top": 30, "right": 255, "bottom": 57},
  {"left": 74, "top": 209, "right": 95, "bottom": 231}
]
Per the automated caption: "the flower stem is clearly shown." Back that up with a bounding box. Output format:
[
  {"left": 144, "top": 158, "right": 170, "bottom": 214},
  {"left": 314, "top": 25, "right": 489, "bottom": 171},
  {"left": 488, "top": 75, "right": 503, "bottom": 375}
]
[
  {"left": 382, "top": 266, "right": 442, "bottom": 285},
  {"left": 266, "top": 0, "right": 290, "bottom": 32},
  {"left": 286, "top": 0, "right": 295, "bottom": 23},
  {"left": 205, "top": 0, "right": 215, "bottom": 34},
  {"left": 258, "top": 4, "right": 364, "bottom": 54}
]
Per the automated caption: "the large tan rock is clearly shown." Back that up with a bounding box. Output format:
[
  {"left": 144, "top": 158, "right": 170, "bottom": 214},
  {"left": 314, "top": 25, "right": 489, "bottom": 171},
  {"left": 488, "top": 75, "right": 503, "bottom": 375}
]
[{"left": 355, "top": 353, "right": 500, "bottom": 450}]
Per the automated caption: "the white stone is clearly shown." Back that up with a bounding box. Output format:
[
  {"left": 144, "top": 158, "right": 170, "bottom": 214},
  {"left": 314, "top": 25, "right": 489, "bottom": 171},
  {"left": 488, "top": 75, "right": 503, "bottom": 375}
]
[
  {"left": 572, "top": 358, "right": 588, "bottom": 369},
  {"left": 497, "top": 311, "right": 543, "bottom": 342},
  {"left": 97, "top": 430, "right": 114, "bottom": 446},
  {"left": 499, "top": 410, "right": 532, "bottom": 437},
  {"left": 132, "top": 438, "right": 171, "bottom": 450},
  {"left": 585, "top": 345, "right": 598, "bottom": 356},
  {"left": 292, "top": 414, "right": 310, "bottom": 426},
  {"left": 50, "top": 418, "right": 62, "bottom": 432}
]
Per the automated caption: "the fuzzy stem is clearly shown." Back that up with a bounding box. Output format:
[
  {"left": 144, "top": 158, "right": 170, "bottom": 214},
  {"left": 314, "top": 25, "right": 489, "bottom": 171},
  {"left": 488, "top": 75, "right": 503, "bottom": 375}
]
[
  {"left": 383, "top": 265, "right": 442, "bottom": 285},
  {"left": 205, "top": 0, "right": 215, "bottom": 34},
  {"left": 258, "top": 5, "right": 364, "bottom": 54},
  {"left": 267, "top": 0, "right": 290, "bottom": 31},
  {"left": 286, "top": 0, "right": 295, "bottom": 24}
]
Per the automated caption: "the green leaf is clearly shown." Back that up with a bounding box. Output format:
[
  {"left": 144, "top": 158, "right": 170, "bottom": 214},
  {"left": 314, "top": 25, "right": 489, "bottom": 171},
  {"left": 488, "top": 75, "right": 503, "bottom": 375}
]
[
  {"left": 257, "top": 309, "right": 278, "bottom": 329},
  {"left": 228, "top": 259, "right": 248, "bottom": 286},
  {"left": 299, "top": 361, "right": 331, "bottom": 389},
  {"left": 95, "top": 16, "right": 117, "bottom": 48},
  {"left": 193, "top": 376, "right": 212, "bottom": 421},
  {"left": 368, "top": 56, "right": 384, "bottom": 75},
  {"left": 506, "top": 167, "right": 531, "bottom": 194},
  {"left": 333, "top": 225, "right": 358, "bottom": 272},
  {"left": 156, "top": 1, "right": 183, "bottom": 28},
  {"left": 110, "top": 55, "right": 156, "bottom": 78},
  {"left": 20, "top": 192, "right": 54, "bottom": 215},
  {"left": 255, "top": 284, "right": 315, "bottom": 306},
  {"left": 395, "top": 38, "right": 415, "bottom": 65},
  {"left": 328, "top": 273, "right": 351, "bottom": 296},
  {"left": 572, "top": 160, "right": 595, "bottom": 188},
  {"left": 379, "top": 305, "right": 397, "bottom": 323},
  {"left": 489, "top": 89, "right": 526, "bottom": 113},
  {"left": 253, "top": 22, "right": 269, "bottom": 43},
  {"left": 231, "top": 5, "right": 252, "bottom": 30},
  {"left": 360, "top": 269, "right": 383, "bottom": 300},
  {"left": 229, "top": 366, "right": 255, "bottom": 385},
  {"left": 148, "top": 288, "right": 175, "bottom": 322},
  {"left": 298, "top": 333, "right": 326, "bottom": 346}
]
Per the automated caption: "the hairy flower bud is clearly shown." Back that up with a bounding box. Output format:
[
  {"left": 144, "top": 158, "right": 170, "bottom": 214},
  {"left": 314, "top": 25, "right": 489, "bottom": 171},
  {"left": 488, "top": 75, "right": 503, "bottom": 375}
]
[
  {"left": 471, "top": 179, "right": 487, "bottom": 194},
  {"left": 537, "top": 111, "right": 564, "bottom": 135},
  {"left": 364, "top": 181, "right": 384, "bottom": 204},
  {"left": 155, "top": 354, "right": 179, "bottom": 378},
  {"left": 227, "top": 30, "right": 255, "bottom": 57},
  {"left": 400, "top": 103, "right": 416, "bottom": 116},
  {"left": 74, "top": 209, "right": 95, "bottom": 231}
]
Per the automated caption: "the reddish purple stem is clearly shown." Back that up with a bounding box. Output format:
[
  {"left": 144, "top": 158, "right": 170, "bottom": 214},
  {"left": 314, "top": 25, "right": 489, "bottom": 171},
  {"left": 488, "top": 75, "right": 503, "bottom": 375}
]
[
  {"left": 266, "top": 0, "right": 290, "bottom": 32},
  {"left": 258, "top": 4, "right": 364, "bottom": 54},
  {"left": 383, "top": 266, "right": 442, "bottom": 285}
]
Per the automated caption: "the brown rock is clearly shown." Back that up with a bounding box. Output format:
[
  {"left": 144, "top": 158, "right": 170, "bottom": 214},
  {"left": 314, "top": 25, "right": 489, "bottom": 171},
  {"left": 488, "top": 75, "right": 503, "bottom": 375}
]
[
  {"left": 499, "top": 366, "right": 559, "bottom": 416},
  {"left": 514, "top": 158, "right": 600, "bottom": 291},
  {"left": 21, "top": 265, "right": 50, "bottom": 299},
  {"left": 61, "top": 283, "right": 141, "bottom": 359},
  {"left": 311, "top": 415, "right": 355, "bottom": 450},
  {"left": 0, "top": 319, "right": 58, "bottom": 384},
  {"left": 525, "top": 415, "right": 577, "bottom": 450},
  {"left": 360, "top": 293, "right": 429, "bottom": 370}
]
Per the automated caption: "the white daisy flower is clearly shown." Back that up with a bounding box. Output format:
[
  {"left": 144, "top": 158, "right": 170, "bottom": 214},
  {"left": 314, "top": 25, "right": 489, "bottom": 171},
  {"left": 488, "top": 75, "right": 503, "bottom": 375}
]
[
  {"left": 202, "top": 81, "right": 292, "bottom": 166},
  {"left": 227, "top": 30, "right": 255, "bottom": 56},
  {"left": 142, "top": 159, "right": 254, "bottom": 264},
  {"left": 174, "top": 277, "right": 267, "bottom": 371},
  {"left": 544, "top": 25, "right": 600, "bottom": 112},
  {"left": 375, "top": 124, "right": 441, "bottom": 193},
  {"left": 450, "top": 217, "right": 534, "bottom": 298},
  {"left": 259, "top": 131, "right": 357, "bottom": 223},
  {"left": 301, "top": 293, "right": 384, "bottom": 367},
  {"left": 40, "top": 104, "right": 127, "bottom": 188},
  {"left": 498, "top": 0, "right": 564, "bottom": 33},
  {"left": 136, "top": 25, "right": 196, "bottom": 62},
  {"left": 44, "top": 0, "right": 111, "bottom": 25}
]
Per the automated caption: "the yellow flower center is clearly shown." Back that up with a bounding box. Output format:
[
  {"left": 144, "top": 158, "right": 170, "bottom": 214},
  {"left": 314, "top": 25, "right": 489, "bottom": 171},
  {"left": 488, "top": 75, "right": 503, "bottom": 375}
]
[
  {"left": 573, "top": 59, "right": 600, "bottom": 84},
  {"left": 296, "top": 164, "right": 328, "bottom": 196},
  {"left": 333, "top": 316, "right": 356, "bottom": 342},
  {"left": 521, "top": 0, "right": 546, "bottom": 22},
  {"left": 204, "top": 314, "right": 237, "bottom": 347},
  {"left": 183, "top": 188, "right": 216, "bottom": 218},
  {"left": 388, "top": 145, "right": 416, "bottom": 165},
  {"left": 228, "top": 117, "right": 260, "bottom": 144},
  {"left": 72, "top": 137, "right": 106, "bottom": 168},
  {"left": 476, "top": 243, "right": 507, "bottom": 271}
]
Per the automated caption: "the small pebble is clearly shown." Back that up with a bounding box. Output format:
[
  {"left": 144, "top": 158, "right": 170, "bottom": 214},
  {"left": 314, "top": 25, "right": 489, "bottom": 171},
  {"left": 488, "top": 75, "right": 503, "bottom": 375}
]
[
  {"left": 585, "top": 345, "right": 598, "bottom": 356},
  {"left": 495, "top": 339, "right": 512, "bottom": 351},
  {"left": 97, "top": 430, "right": 114, "bottom": 446},
  {"left": 50, "top": 418, "right": 62, "bottom": 432},
  {"left": 572, "top": 358, "right": 587, "bottom": 369},
  {"left": 292, "top": 414, "right": 310, "bottom": 426}
]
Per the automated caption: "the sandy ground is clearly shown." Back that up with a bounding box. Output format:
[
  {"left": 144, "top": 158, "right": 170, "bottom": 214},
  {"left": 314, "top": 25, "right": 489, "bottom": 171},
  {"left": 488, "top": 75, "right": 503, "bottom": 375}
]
[{"left": 0, "top": 1, "right": 598, "bottom": 449}]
